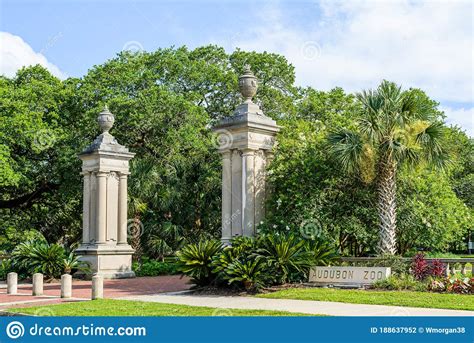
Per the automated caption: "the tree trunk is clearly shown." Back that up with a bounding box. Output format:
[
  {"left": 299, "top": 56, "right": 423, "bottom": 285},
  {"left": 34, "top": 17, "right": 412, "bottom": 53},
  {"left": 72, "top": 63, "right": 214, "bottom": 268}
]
[
  {"left": 130, "top": 215, "right": 142, "bottom": 262},
  {"left": 376, "top": 158, "right": 397, "bottom": 254}
]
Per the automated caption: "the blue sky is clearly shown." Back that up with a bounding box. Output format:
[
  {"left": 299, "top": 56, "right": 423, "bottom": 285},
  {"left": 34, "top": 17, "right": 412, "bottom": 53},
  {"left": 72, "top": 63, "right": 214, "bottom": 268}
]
[{"left": 1, "top": 0, "right": 472, "bottom": 135}]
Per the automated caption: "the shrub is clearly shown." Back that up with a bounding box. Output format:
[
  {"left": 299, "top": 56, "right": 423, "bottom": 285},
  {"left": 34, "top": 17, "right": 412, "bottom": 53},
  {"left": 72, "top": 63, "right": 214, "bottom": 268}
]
[
  {"left": 177, "top": 239, "right": 223, "bottom": 286},
  {"left": 179, "top": 233, "right": 338, "bottom": 291},
  {"left": 305, "top": 239, "right": 339, "bottom": 266},
  {"left": 411, "top": 253, "right": 429, "bottom": 280},
  {"left": 372, "top": 274, "right": 427, "bottom": 292},
  {"left": 446, "top": 277, "right": 472, "bottom": 294},
  {"left": 223, "top": 257, "right": 269, "bottom": 292},
  {"left": 212, "top": 237, "right": 275, "bottom": 291},
  {"left": 427, "top": 278, "right": 446, "bottom": 292},
  {"left": 257, "top": 233, "right": 313, "bottom": 284},
  {"left": 11, "top": 238, "right": 88, "bottom": 280},
  {"left": 372, "top": 254, "right": 409, "bottom": 275},
  {"left": 429, "top": 259, "right": 445, "bottom": 278},
  {"left": 211, "top": 237, "right": 258, "bottom": 276},
  {"left": 12, "top": 240, "right": 65, "bottom": 279},
  {"left": 0, "top": 258, "right": 12, "bottom": 280},
  {"left": 133, "top": 259, "right": 180, "bottom": 277}
]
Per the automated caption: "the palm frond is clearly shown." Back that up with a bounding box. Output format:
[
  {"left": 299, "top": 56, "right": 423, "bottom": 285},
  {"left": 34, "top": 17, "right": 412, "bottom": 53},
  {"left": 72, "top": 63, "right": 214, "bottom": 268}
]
[
  {"left": 416, "top": 121, "right": 449, "bottom": 169},
  {"left": 327, "top": 130, "right": 365, "bottom": 174}
]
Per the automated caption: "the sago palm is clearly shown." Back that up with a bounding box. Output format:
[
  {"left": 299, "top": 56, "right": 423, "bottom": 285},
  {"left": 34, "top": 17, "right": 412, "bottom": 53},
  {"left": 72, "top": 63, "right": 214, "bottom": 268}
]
[{"left": 328, "top": 80, "right": 446, "bottom": 254}]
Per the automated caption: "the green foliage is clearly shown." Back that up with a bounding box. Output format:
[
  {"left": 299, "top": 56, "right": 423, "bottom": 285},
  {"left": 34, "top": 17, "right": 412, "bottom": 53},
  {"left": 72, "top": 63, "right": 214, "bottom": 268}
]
[
  {"left": 267, "top": 94, "right": 378, "bottom": 255},
  {"left": 0, "top": 258, "right": 12, "bottom": 280},
  {"left": 1, "top": 46, "right": 298, "bottom": 255},
  {"left": 372, "top": 274, "right": 427, "bottom": 292},
  {"left": 10, "top": 235, "right": 88, "bottom": 279},
  {"left": 12, "top": 240, "right": 65, "bottom": 279},
  {"left": 132, "top": 258, "right": 180, "bottom": 277},
  {"left": 0, "top": 67, "right": 79, "bottom": 244},
  {"left": 397, "top": 169, "right": 471, "bottom": 254},
  {"left": 337, "top": 255, "right": 409, "bottom": 275},
  {"left": 211, "top": 236, "right": 274, "bottom": 291},
  {"left": 327, "top": 81, "right": 449, "bottom": 254},
  {"left": 181, "top": 233, "right": 338, "bottom": 291},
  {"left": 223, "top": 257, "right": 269, "bottom": 292},
  {"left": 63, "top": 249, "right": 90, "bottom": 275},
  {"left": 257, "top": 233, "right": 314, "bottom": 284},
  {"left": 176, "top": 239, "right": 223, "bottom": 286},
  {"left": 0, "top": 46, "right": 471, "bottom": 261},
  {"left": 0, "top": 228, "right": 44, "bottom": 254}
]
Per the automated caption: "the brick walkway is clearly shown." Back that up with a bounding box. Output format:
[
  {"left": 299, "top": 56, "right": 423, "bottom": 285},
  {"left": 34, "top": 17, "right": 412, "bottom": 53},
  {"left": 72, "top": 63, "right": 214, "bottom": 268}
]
[{"left": 0, "top": 275, "right": 191, "bottom": 310}]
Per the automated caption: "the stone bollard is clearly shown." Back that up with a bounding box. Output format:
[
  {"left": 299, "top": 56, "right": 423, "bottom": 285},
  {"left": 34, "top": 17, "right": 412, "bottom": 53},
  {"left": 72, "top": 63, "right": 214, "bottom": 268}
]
[
  {"left": 91, "top": 274, "right": 103, "bottom": 300},
  {"left": 7, "top": 272, "right": 17, "bottom": 294},
  {"left": 32, "top": 273, "right": 43, "bottom": 296},
  {"left": 61, "top": 274, "right": 72, "bottom": 298}
]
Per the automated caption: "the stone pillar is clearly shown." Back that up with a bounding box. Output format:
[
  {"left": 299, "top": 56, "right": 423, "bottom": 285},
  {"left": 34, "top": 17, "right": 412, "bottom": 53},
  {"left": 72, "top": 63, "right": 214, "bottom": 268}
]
[
  {"left": 221, "top": 151, "right": 232, "bottom": 244},
  {"left": 254, "top": 150, "right": 266, "bottom": 225},
  {"left": 213, "top": 65, "right": 279, "bottom": 242},
  {"left": 61, "top": 274, "right": 72, "bottom": 298},
  {"left": 7, "top": 272, "right": 17, "bottom": 295},
  {"left": 32, "top": 273, "right": 43, "bottom": 296},
  {"left": 82, "top": 172, "right": 90, "bottom": 244},
  {"left": 242, "top": 149, "right": 255, "bottom": 236},
  {"left": 76, "top": 106, "right": 135, "bottom": 279},
  {"left": 118, "top": 173, "right": 129, "bottom": 245},
  {"left": 231, "top": 149, "right": 242, "bottom": 237},
  {"left": 91, "top": 274, "right": 103, "bottom": 300},
  {"left": 96, "top": 171, "right": 107, "bottom": 244}
]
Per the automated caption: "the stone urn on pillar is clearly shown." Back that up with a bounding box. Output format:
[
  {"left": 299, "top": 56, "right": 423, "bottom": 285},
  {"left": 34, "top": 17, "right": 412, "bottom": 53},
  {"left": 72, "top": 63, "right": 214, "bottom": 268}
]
[
  {"left": 213, "top": 65, "right": 280, "bottom": 244},
  {"left": 76, "top": 106, "right": 135, "bottom": 278}
]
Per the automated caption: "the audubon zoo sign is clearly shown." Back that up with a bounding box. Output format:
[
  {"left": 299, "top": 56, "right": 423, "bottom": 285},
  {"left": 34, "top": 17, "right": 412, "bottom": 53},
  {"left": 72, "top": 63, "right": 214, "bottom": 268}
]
[{"left": 309, "top": 266, "right": 391, "bottom": 285}]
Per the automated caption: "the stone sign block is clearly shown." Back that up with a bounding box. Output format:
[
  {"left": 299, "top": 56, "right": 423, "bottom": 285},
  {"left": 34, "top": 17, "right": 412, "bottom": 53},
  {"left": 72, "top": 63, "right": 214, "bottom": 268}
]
[{"left": 309, "top": 266, "right": 391, "bottom": 285}]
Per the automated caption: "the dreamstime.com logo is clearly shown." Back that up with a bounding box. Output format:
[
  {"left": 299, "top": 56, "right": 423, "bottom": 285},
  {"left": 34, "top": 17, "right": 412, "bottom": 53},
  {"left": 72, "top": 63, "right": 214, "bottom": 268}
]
[
  {"left": 5, "top": 321, "right": 146, "bottom": 339},
  {"left": 6, "top": 321, "right": 24, "bottom": 339}
]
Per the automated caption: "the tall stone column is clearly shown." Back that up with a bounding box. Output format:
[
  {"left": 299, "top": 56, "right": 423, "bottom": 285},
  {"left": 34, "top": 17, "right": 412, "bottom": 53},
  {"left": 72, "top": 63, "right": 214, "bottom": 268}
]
[
  {"left": 230, "top": 149, "right": 242, "bottom": 237},
  {"left": 213, "top": 65, "right": 280, "bottom": 242},
  {"left": 81, "top": 172, "right": 91, "bottom": 244},
  {"left": 221, "top": 151, "right": 232, "bottom": 243},
  {"left": 96, "top": 171, "right": 107, "bottom": 244},
  {"left": 254, "top": 150, "right": 266, "bottom": 225},
  {"left": 76, "top": 106, "right": 135, "bottom": 279},
  {"left": 242, "top": 149, "right": 255, "bottom": 237},
  {"left": 117, "top": 172, "right": 129, "bottom": 245}
]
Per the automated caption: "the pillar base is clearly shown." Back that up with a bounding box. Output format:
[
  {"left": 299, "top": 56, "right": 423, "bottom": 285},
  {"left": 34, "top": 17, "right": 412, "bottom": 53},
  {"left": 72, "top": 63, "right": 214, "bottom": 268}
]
[
  {"left": 76, "top": 244, "right": 135, "bottom": 279},
  {"left": 221, "top": 237, "right": 232, "bottom": 245}
]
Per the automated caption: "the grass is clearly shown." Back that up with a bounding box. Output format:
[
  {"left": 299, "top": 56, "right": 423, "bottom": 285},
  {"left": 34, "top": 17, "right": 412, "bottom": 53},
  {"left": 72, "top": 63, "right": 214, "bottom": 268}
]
[
  {"left": 8, "top": 299, "right": 309, "bottom": 316},
  {"left": 257, "top": 288, "right": 474, "bottom": 311}
]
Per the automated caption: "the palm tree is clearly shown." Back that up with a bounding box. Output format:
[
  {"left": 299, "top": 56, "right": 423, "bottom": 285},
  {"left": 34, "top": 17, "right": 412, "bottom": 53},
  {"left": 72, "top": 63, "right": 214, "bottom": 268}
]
[{"left": 328, "top": 81, "right": 446, "bottom": 254}]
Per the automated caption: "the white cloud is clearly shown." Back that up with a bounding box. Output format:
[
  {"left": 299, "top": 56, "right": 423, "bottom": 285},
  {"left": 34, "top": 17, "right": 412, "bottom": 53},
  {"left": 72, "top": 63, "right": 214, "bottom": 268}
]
[
  {"left": 224, "top": 0, "right": 473, "bottom": 104},
  {"left": 441, "top": 106, "right": 473, "bottom": 136},
  {"left": 0, "top": 32, "right": 66, "bottom": 79}
]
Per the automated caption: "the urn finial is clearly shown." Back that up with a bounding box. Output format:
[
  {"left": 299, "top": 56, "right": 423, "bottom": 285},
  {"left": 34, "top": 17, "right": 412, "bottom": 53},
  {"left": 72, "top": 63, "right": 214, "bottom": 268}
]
[
  {"left": 238, "top": 65, "right": 257, "bottom": 103},
  {"left": 97, "top": 105, "right": 115, "bottom": 133}
]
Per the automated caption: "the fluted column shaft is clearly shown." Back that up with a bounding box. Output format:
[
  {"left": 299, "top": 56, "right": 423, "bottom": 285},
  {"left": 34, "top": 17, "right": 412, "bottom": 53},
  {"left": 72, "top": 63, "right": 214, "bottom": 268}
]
[
  {"left": 118, "top": 173, "right": 128, "bottom": 245},
  {"left": 96, "top": 172, "right": 107, "bottom": 244},
  {"left": 231, "top": 149, "right": 243, "bottom": 237},
  {"left": 254, "top": 150, "right": 266, "bottom": 226},
  {"left": 221, "top": 151, "right": 232, "bottom": 243},
  {"left": 242, "top": 149, "right": 255, "bottom": 237},
  {"left": 82, "top": 172, "right": 91, "bottom": 244}
]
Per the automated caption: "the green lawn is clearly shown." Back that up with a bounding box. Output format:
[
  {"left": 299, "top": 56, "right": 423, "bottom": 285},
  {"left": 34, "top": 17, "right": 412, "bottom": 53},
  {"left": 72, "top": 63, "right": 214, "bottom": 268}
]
[
  {"left": 257, "top": 288, "right": 474, "bottom": 311},
  {"left": 8, "top": 299, "right": 309, "bottom": 316}
]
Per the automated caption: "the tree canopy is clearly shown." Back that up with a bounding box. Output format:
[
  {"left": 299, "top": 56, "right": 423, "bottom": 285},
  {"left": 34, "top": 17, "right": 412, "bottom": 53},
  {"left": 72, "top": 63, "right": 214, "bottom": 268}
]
[{"left": 0, "top": 45, "right": 471, "bottom": 256}]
